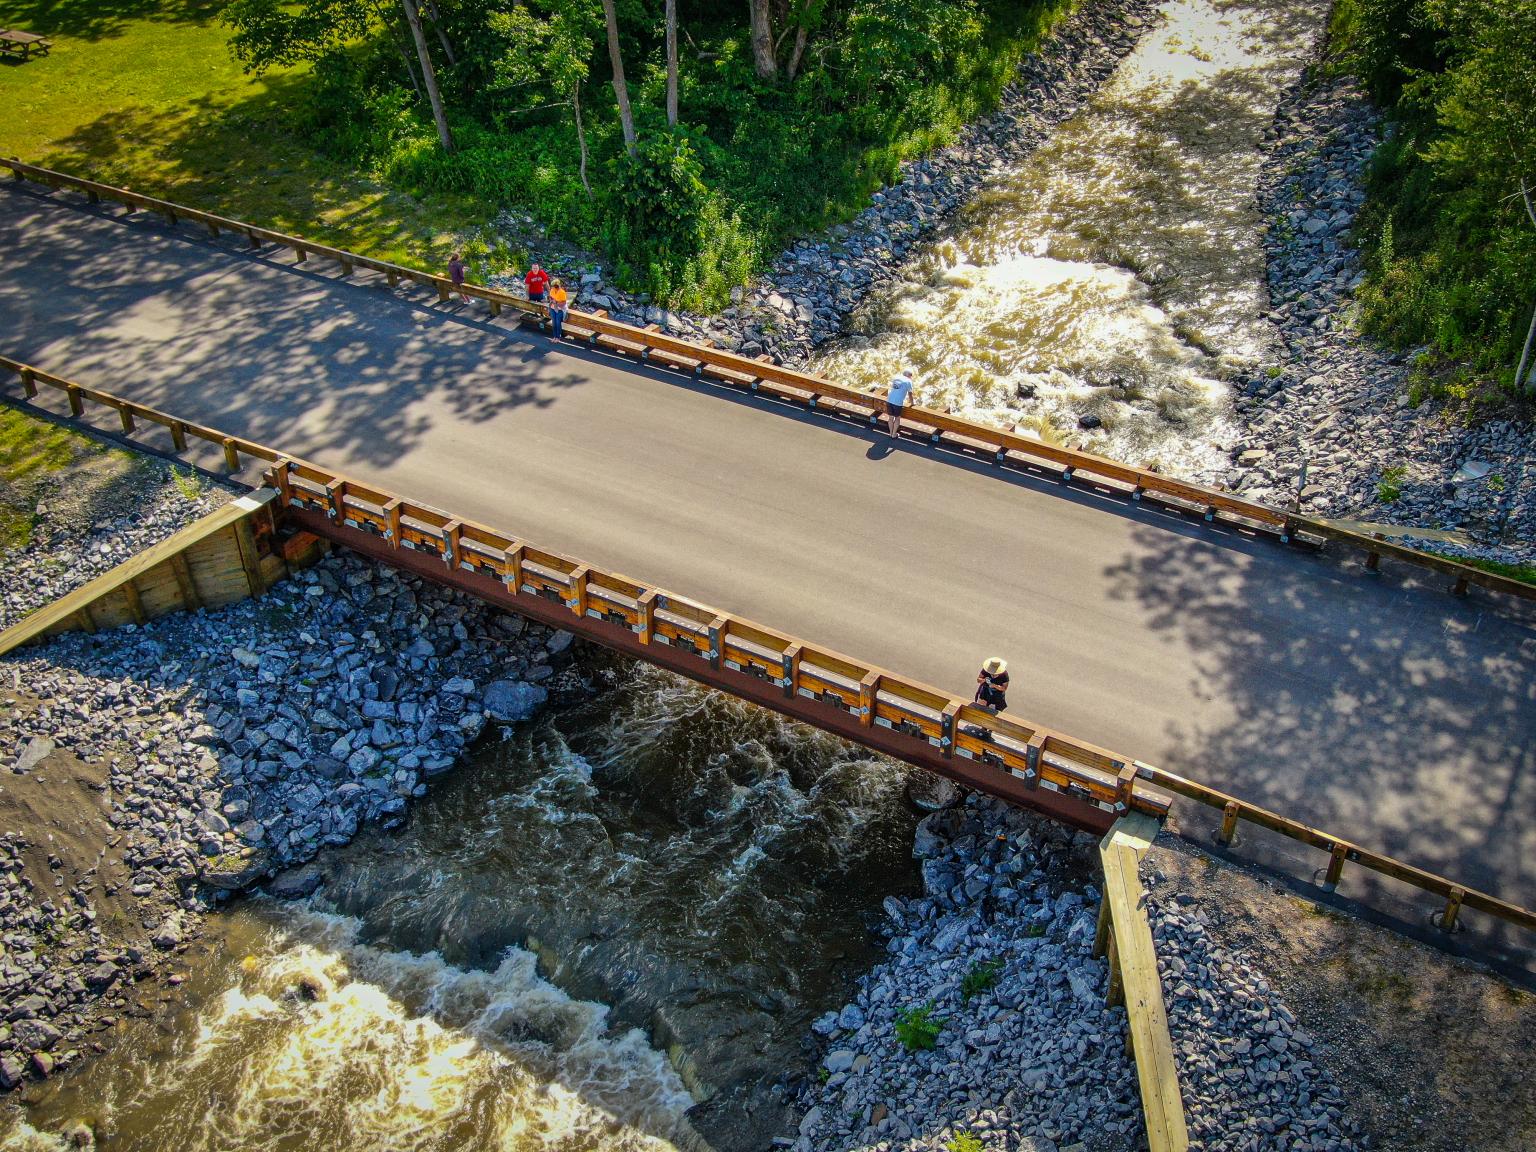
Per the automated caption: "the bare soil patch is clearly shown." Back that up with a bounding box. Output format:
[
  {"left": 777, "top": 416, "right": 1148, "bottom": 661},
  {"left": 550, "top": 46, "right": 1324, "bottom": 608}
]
[{"left": 1152, "top": 835, "right": 1536, "bottom": 1152}]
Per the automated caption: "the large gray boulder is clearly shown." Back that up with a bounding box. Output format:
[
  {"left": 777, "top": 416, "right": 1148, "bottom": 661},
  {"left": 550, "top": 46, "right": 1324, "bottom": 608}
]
[{"left": 483, "top": 680, "right": 547, "bottom": 723}]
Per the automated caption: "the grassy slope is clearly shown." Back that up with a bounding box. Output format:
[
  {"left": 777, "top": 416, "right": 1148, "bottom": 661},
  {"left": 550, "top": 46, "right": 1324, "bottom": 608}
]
[
  {"left": 0, "top": 0, "right": 480, "bottom": 269},
  {"left": 0, "top": 406, "right": 112, "bottom": 550}
]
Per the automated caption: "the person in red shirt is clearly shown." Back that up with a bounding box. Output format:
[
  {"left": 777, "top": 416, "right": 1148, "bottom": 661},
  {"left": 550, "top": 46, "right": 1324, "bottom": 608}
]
[{"left": 524, "top": 263, "right": 550, "bottom": 303}]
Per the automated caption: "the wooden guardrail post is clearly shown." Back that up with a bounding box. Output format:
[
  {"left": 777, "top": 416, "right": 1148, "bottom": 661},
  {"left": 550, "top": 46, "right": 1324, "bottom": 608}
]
[
  {"left": 636, "top": 588, "right": 658, "bottom": 644},
  {"left": 1216, "top": 800, "right": 1239, "bottom": 846},
  {"left": 782, "top": 643, "right": 802, "bottom": 698},
  {"left": 383, "top": 498, "right": 402, "bottom": 546},
  {"left": 569, "top": 565, "right": 591, "bottom": 618},
  {"left": 859, "top": 670, "right": 880, "bottom": 727},
  {"left": 19, "top": 367, "right": 35, "bottom": 398},
  {"left": 66, "top": 384, "right": 83, "bottom": 417},
  {"left": 1322, "top": 842, "right": 1348, "bottom": 892},
  {"left": 708, "top": 615, "right": 728, "bottom": 670},
  {"left": 1437, "top": 886, "right": 1466, "bottom": 932}
]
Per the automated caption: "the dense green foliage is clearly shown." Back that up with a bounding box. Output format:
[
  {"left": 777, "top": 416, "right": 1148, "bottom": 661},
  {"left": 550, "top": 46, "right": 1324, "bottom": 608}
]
[
  {"left": 1332, "top": 0, "right": 1536, "bottom": 396},
  {"left": 222, "top": 0, "right": 1069, "bottom": 306}
]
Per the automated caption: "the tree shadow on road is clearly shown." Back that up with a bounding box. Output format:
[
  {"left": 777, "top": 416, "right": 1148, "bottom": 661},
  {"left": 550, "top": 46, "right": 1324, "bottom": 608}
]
[
  {"left": 1102, "top": 521, "right": 1536, "bottom": 913},
  {"left": 0, "top": 183, "right": 589, "bottom": 470}
]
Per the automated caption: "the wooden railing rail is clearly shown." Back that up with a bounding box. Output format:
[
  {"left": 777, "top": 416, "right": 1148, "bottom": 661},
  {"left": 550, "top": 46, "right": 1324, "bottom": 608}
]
[
  {"left": 6, "top": 158, "right": 1533, "bottom": 605},
  {"left": 5, "top": 354, "right": 1534, "bottom": 939},
  {"left": 1133, "top": 762, "right": 1534, "bottom": 933}
]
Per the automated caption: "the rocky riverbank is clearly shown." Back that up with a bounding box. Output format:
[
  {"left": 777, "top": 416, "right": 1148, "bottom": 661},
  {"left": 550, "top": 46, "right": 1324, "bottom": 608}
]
[
  {"left": 0, "top": 545, "right": 559, "bottom": 1091},
  {"left": 1224, "top": 71, "right": 1536, "bottom": 566},
  {"left": 0, "top": 447, "right": 231, "bottom": 633},
  {"left": 483, "top": 0, "right": 1162, "bottom": 365},
  {"left": 784, "top": 795, "right": 1362, "bottom": 1152}
]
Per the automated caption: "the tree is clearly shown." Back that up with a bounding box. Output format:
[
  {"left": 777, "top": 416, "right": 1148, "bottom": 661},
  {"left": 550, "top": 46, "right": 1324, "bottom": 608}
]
[
  {"left": 745, "top": 0, "right": 824, "bottom": 83},
  {"left": 665, "top": 0, "right": 679, "bottom": 127},
  {"left": 225, "top": 0, "right": 374, "bottom": 71},
  {"left": 400, "top": 0, "right": 454, "bottom": 151},
  {"left": 485, "top": 1, "right": 602, "bottom": 198},
  {"left": 1516, "top": 181, "right": 1536, "bottom": 392},
  {"left": 601, "top": 0, "right": 637, "bottom": 156},
  {"left": 1424, "top": 0, "right": 1536, "bottom": 388},
  {"left": 748, "top": 0, "right": 775, "bottom": 79}
]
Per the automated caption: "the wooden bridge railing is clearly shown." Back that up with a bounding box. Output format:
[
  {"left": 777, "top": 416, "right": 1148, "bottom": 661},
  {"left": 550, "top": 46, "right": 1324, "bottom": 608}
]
[
  {"left": 4, "top": 354, "right": 1535, "bottom": 941},
  {"left": 6, "top": 157, "right": 1533, "bottom": 606},
  {"left": 269, "top": 449, "right": 1163, "bottom": 824}
]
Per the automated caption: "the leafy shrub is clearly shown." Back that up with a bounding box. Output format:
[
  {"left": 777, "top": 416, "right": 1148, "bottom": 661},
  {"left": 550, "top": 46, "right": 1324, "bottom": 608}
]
[
  {"left": 894, "top": 1002, "right": 944, "bottom": 1052},
  {"left": 960, "top": 958, "right": 1004, "bottom": 1002},
  {"left": 947, "top": 1133, "right": 984, "bottom": 1152},
  {"left": 1376, "top": 464, "right": 1406, "bottom": 502}
]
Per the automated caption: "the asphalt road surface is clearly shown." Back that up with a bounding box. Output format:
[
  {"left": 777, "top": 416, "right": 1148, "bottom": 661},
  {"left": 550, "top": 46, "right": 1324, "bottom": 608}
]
[{"left": 3, "top": 185, "right": 1534, "bottom": 955}]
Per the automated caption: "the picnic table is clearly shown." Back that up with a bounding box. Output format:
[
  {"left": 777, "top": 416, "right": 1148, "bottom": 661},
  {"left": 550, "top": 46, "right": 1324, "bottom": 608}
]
[{"left": 0, "top": 30, "right": 51, "bottom": 60}]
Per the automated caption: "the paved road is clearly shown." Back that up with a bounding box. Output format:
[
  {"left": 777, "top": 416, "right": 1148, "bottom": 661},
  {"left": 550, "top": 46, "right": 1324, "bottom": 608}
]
[{"left": 4, "top": 185, "right": 1535, "bottom": 935}]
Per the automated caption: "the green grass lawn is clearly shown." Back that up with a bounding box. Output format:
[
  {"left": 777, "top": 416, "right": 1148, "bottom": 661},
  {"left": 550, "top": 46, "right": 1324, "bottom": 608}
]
[{"left": 0, "top": 0, "right": 482, "bottom": 269}]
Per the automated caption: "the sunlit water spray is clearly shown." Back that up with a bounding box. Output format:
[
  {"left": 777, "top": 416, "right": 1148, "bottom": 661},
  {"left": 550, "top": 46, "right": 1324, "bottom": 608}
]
[{"left": 814, "top": 0, "right": 1329, "bottom": 480}]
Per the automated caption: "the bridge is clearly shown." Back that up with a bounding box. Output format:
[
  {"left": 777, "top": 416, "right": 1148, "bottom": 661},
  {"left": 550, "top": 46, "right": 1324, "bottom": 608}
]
[{"left": 2, "top": 164, "right": 1535, "bottom": 963}]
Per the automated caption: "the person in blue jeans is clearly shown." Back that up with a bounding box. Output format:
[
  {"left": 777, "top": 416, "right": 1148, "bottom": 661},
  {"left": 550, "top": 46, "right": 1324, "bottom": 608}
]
[
  {"left": 548, "top": 278, "right": 569, "bottom": 340},
  {"left": 885, "top": 371, "right": 915, "bottom": 438}
]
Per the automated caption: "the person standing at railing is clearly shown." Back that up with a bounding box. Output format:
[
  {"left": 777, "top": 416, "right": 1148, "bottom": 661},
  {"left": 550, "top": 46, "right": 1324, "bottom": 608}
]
[
  {"left": 548, "top": 278, "right": 569, "bottom": 340},
  {"left": 885, "top": 370, "right": 915, "bottom": 438},
  {"left": 525, "top": 263, "right": 551, "bottom": 303},
  {"left": 974, "top": 657, "right": 1009, "bottom": 712},
  {"left": 447, "top": 251, "right": 469, "bottom": 304}
]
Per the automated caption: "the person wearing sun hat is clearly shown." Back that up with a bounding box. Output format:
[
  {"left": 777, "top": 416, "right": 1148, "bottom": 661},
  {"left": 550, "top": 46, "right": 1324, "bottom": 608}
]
[{"left": 974, "top": 657, "right": 1009, "bottom": 712}]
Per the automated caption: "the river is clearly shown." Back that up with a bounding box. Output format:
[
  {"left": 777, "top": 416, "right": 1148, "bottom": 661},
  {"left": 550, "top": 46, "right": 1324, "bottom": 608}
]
[
  {"left": 1, "top": 657, "right": 920, "bottom": 1151},
  {"left": 814, "top": 0, "right": 1326, "bottom": 482},
  {"left": 1, "top": 0, "right": 1328, "bottom": 1145}
]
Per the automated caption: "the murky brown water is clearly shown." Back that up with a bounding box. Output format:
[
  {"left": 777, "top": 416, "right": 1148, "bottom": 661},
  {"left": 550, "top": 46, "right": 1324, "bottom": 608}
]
[
  {"left": 0, "top": 660, "right": 919, "bottom": 1151},
  {"left": 814, "top": 0, "right": 1327, "bottom": 480}
]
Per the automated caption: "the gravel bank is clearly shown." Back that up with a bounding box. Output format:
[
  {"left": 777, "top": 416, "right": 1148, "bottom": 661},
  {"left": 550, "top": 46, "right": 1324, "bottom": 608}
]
[
  {"left": 0, "top": 547, "right": 557, "bottom": 1090},
  {"left": 1224, "top": 72, "right": 1535, "bottom": 566},
  {"left": 785, "top": 795, "right": 1363, "bottom": 1152},
  {"left": 483, "top": 0, "right": 1162, "bottom": 365},
  {"left": 0, "top": 453, "right": 231, "bottom": 632}
]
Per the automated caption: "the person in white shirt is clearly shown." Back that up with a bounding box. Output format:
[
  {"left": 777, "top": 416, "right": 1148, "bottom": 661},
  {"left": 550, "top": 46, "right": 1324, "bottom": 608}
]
[{"left": 885, "top": 371, "right": 915, "bottom": 438}]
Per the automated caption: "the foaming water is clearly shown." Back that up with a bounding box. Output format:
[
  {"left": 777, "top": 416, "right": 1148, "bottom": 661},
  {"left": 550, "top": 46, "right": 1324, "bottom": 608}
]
[
  {"left": 2, "top": 905, "right": 692, "bottom": 1152},
  {"left": 3, "top": 657, "right": 920, "bottom": 1150},
  {"left": 813, "top": 0, "right": 1329, "bottom": 480}
]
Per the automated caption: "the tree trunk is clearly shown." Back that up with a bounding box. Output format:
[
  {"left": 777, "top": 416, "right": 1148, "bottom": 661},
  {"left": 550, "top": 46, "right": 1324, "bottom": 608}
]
[
  {"left": 373, "top": 1, "right": 423, "bottom": 98},
  {"left": 602, "top": 0, "right": 637, "bottom": 155},
  {"left": 422, "top": 0, "right": 456, "bottom": 66},
  {"left": 1516, "top": 181, "right": 1536, "bottom": 393},
  {"left": 665, "top": 0, "right": 679, "bottom": 127},
  {"left": 400, "top": 0, "right": 454, "bottom": 152},
  {"left": 573, "top": 82, "right": 593, "bottom": 199},
  {"left": 786, "top": 23, "right": 809, "bottom": 81},
  {"left": 748, "top": 0, "right": 776, "bottom": 80}
]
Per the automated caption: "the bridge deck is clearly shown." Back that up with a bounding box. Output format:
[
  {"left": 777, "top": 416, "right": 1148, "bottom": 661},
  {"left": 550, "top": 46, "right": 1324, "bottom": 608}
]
[{"left": 3, "top": 184, "right": 1534, "bottom": 936}]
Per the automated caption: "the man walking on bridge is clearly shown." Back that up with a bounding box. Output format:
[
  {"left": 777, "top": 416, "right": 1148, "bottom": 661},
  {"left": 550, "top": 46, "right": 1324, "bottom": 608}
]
[{"left": 885, "top": 370, "right": 915, "bottom": 439}]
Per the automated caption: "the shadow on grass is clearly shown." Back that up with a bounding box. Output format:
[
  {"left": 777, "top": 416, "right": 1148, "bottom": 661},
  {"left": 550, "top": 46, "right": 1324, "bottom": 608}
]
[
  {"left": 38, "top": 74, "right": 482, "bottom": 265},
  {"left": 6, "top": 0, "right": 223, "bottom": 40}
]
